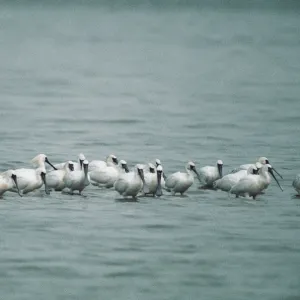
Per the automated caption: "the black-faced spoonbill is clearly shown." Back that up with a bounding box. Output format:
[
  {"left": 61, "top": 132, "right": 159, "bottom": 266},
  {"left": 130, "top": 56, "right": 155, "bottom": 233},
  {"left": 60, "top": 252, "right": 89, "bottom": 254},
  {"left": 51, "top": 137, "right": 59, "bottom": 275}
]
[
  {"left": 230, "top": 164, "right": 283, "bottom": 199},
  {"left": 165, "top": 161, "right": 200, "bottom": 196}
]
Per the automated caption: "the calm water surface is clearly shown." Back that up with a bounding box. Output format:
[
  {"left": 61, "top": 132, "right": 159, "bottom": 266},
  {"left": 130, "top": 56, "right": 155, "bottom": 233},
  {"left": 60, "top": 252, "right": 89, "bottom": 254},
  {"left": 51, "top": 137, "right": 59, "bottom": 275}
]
[{"left": 0, "top": 2, "right": 300, "bottom": 299}]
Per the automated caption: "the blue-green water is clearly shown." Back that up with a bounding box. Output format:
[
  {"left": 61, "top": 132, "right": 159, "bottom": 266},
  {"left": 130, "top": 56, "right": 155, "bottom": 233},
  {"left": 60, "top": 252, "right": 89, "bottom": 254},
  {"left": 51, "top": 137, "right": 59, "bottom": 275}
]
[{"left": 0, "top": 2, "right": 300, "bottom": 299}]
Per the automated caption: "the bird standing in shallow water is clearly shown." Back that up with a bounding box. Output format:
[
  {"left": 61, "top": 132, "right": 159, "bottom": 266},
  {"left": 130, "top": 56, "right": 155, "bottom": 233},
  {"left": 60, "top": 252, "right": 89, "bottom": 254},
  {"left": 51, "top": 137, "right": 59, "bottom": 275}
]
[
  {"left": 114, "top": 164, "right": 149, "bottom": 199},
  {"left": 165, "top": 161, "right": 200, "bottom": 196},
  {"left": 13, "top": 167, "right": 49, "bottom": 195},
  {"left": 0, "top": 170, "right": 22, "bottom": 197},
  {"left": 143, "top": 164, "right": 163, "bottom": 197},
  {"left": 198, "top": 160, "right": 223, "bottom": 189},
  {"left": 64, "top": 160, "right": 90, "bottom": 195},
  {"left": 230, "top": 164, "right": 283, "bottom": 199},
  {"left": 46, "top": 161, "right": 74, "bottom": 191},
  {"left": 213, "top": 164, "right": 257, "bottom": 192}
]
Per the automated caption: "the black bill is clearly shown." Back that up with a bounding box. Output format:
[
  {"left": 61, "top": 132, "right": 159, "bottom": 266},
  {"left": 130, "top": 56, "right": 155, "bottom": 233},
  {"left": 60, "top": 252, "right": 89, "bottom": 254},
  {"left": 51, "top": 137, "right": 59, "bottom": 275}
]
[
  {"left": 80, "top": 159, "right": 84, "bottom": 169},
  {"left": 123, "top": 164, "right": 130, "bottom": 173},
  {"left": 156, "top": 171, "right": 163, "bottom": 197},
  {"left": 272, "top": 167, "right": 283, "bottom": 180},
  {"left": 217, "top": 164, "right": 223, "bottom": 178},
  {"left": 83, "top": 162, "right": 89, "bottom": 173},
  {"left": 269, "top": 168, "right": 283, "bottom": 191},
  {"left": 45, "top": 157, "right": 57, "bottom": 170},
  {"left": 192, "top": 167, "right": 201, "bottom": 182}
]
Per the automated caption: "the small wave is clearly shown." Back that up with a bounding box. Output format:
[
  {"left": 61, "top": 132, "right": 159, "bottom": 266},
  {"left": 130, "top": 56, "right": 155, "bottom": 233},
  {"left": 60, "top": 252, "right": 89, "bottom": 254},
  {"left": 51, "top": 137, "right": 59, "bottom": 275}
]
[
  {"left": 142, "top": 223, "right": 180, "bottom": 230},
  {"left": 186, "top": 123, "right": 238, "bottom": 130},
  {"left": 98, "top": 119, "right": 145, "bottom": 125},
  {"left": 104, "top": 270, "right": 148, "bottom": 278},
  {"left": 49, "top": 118, "right": 144, "bottom": 125}
]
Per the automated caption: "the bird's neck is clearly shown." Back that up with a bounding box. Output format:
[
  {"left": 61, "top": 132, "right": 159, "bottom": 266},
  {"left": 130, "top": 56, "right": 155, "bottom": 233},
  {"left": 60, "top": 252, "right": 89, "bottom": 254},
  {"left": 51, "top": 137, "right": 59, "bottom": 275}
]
[{"left": 260, "top": 170, "right": 270, "bottom": 182}]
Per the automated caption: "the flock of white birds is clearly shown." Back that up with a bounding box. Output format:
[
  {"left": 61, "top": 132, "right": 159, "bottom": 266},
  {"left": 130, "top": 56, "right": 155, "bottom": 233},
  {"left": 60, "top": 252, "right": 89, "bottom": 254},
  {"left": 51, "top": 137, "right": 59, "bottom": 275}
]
[{"left": 1, "top": 153, "right": 299, "bottom": 200}]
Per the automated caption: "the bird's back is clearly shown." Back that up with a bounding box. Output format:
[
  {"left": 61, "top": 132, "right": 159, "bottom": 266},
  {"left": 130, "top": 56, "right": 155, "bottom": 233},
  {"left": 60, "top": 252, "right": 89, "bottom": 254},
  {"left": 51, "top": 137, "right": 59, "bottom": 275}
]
[
  {"left": 165, "top": 172, "right": 181, "bottom": 188},
  {"left": 88, "top": 160, "right": 107, "bottom": 172},
  {"left": 14, "top": 169, "right": 37, "bottom": 189},
  {"left": 53, "top": 162, "right": 65, "bottom": 170},
  {"left": 231, "top": 175, "right": 259, "bottom": 194},
  {"left": 46, "top": 170, "right": 65, "bottom": 187}
]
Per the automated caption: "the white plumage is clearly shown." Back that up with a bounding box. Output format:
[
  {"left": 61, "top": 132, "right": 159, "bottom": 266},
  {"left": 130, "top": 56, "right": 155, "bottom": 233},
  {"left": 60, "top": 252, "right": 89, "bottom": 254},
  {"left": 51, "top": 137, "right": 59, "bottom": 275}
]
[
  {"left": 0, "top": 170, "right": 22, "bottom": 197},
  {"left": 232, "top": 157, "right": 282, "bottom": 179},
  {"left": 114, "top": 164, "right": 149, "bottom": 198},
  {"left": 165, "top": 161, "right": 200, "bottom": 195},
  {"left": 88, "top": 154, "right": 118, "bottom": 172},
  {"left": 53, "top": 153, "right": 86, "bottom": 171},
  {"left": 13, "top": 167, "right": 49, "bottom": 195},
  {"left": 237, "top": 157, "right": 269, "bottom": 172},
  {"left": 213, "top": 165, "right": 257, "bottom": 192},
  {"left": 46, "top": 161, "right": 73, "bottom": 191},
  {"left": 199, "top": 160, "right": 223, "bottom": 188},
  {"left": 143, "top": 164, "right": 163, "bottom": 196},
  {"left": 89, "top": 160, "right": 129, "bottom": 188},
  {"left": 230, "top": 164, "right": 283, "bottom": 199},
  {"left": 64, "top": 160, "right": 90, "bottom": 195},
  {"left": 31, "top": 153, "right": 57, "bottom": 170}
]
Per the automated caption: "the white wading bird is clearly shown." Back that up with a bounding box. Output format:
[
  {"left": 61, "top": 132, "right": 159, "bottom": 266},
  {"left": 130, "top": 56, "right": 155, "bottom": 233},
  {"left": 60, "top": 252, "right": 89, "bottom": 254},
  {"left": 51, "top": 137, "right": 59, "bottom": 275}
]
[
  {"left": 88, "top": 154, "right": 118, "bottom": 172},
  {"left": 46, "top": 161, "right": 74, "bottom": 191},
  {"left": 292, "top": 174, "right": 300, "bottom": 195},
  {"left": 155, "top": 158, "right": 167, "bottom": 184},
  {"left": 114, "top": 164, "right": 149, "bottom": 198},
  {"left": 54, "top": 153, "right": 86, "bottom": 171},
  {"left": 89, "top": 160, "right": 129, "bottom": 188},
  {"left": 13, "top": 167, "right": 49, "bottom": 195},
  {"left": 165, "top": 161, "right": 201, "bottom": 196},
  {"left": 64, "top": 160, "right": 90, "bottom": 195},
  {"left": 213, "top": 164, "right": 258, "bottom": 192},
  {"left": 229, "top": 164, "right": 283, "bottom": 199},
  {"left": 198, "top": 160, "right": 223, "bottom": 188},
  {"left": 0, "top": 170, "right": 22, "bottom": 197},
  {"left": 232, "top": 157, "right": 282, "bottom": 179},
  {"left": 143, "top": 164, "right": 163, "bottom": 197},
  {"left": 10, "top": 154, "right": 53, "bottom": 195}
]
